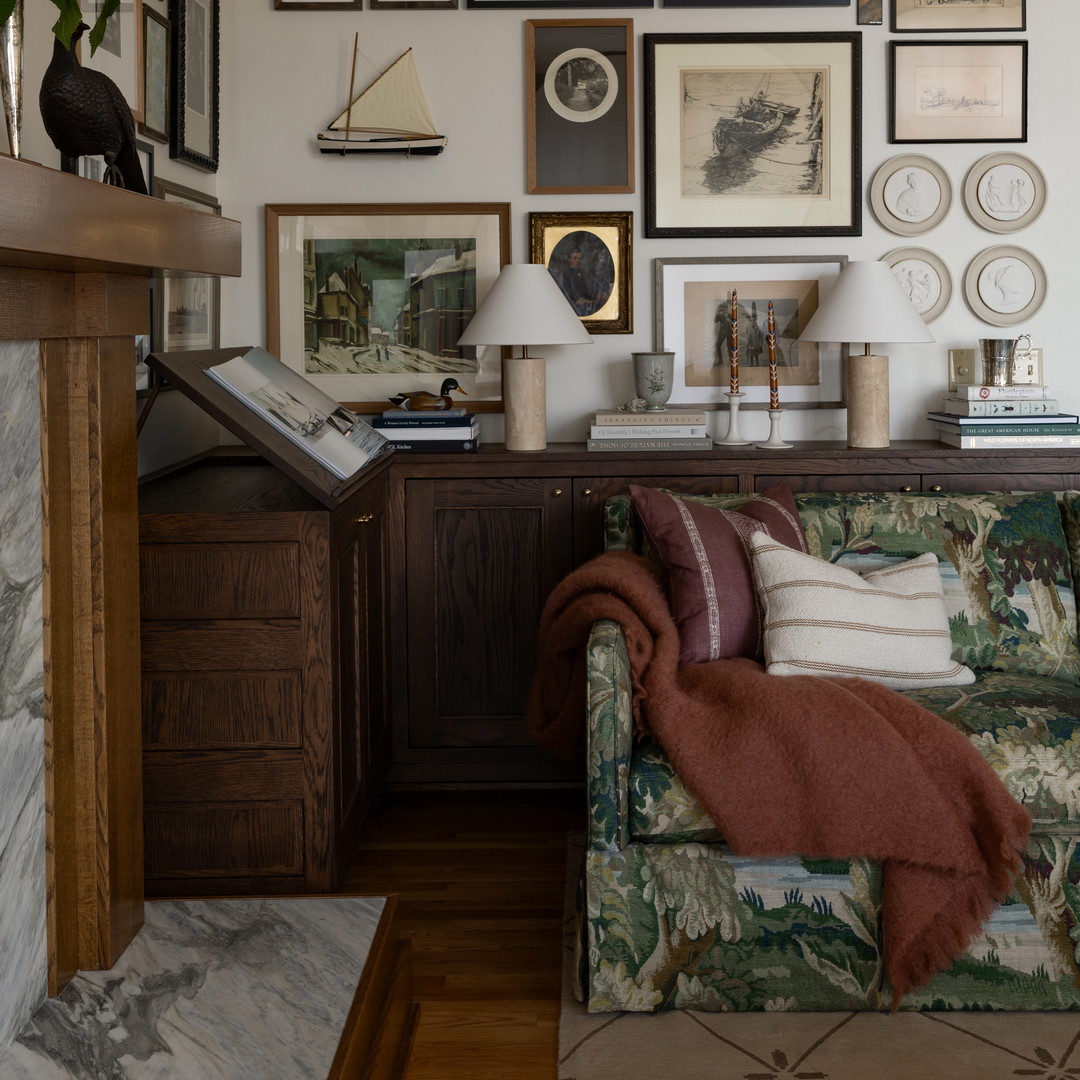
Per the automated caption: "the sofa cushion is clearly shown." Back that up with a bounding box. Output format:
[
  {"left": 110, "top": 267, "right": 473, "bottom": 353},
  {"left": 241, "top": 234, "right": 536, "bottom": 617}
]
[
  {"left": 749, "top": 533, "right": 975, "bottom": 690},
  {"left": 629, "top": 670, "right": 1080, "bottom": 843},
  {"left": 795, "top": 491, "right": 1080, "bottom": 684},
  {"left": 630, "top": 481, "right": 807, "bottom": 665}
]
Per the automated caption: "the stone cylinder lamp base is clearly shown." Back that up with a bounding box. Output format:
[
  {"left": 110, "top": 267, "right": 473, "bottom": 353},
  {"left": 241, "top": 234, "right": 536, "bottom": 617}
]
[
  {"left": 846, "top": 354, "right": 890, "bottom": 449},
  {"left": 503, "top": 354, "right": 547, "bottom": 452}
]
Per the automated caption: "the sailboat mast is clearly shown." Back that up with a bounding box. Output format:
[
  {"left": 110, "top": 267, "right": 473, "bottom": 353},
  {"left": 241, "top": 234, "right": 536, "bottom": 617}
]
[{"left": 345, "top": 33, "right": 360, "bottom": 138}]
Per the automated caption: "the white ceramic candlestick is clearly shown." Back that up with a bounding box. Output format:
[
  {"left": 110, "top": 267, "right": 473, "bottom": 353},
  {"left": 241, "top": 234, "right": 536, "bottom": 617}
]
[
  {"left": 717, "top": 391, "right": 751, "bottom": 447},
  {"left": 757, "top": 409, "right": 792, "bottom": 450}
]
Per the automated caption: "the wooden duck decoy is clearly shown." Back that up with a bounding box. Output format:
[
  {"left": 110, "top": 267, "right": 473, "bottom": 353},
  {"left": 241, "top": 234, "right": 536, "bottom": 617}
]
[{"left": 389, "top": 378, "right": 468, "bottom": 411}]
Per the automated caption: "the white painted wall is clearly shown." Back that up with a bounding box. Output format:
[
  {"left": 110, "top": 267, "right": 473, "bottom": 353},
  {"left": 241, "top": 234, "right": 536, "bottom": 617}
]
[{"left": 11, "top": 2, "right": 1080, "bottom": 450}]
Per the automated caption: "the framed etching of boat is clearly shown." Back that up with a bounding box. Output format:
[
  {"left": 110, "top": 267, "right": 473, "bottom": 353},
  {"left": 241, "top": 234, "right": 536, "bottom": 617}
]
[
  {"left": 644, "top": 34, "right": 861, "bottom": 238},
  {"left": 265, "top": 203, "right": 510, "bottom": 413}
]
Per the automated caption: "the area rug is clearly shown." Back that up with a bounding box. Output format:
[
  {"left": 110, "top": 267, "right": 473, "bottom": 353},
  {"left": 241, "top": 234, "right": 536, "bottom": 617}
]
[{"left": 559, "top": 834, "right": 1080, "bottom": 1080}]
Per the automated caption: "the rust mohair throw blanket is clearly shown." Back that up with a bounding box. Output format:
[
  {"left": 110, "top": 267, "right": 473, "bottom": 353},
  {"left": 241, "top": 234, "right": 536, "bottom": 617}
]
[{"left": 527, "top": 552, "right": 1032, "bottom": 1007}]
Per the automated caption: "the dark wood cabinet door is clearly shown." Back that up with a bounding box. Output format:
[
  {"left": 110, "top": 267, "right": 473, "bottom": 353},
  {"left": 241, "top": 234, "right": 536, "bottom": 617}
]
[{"left": 401, "top": 476, "right": 574, "bottom": 779}]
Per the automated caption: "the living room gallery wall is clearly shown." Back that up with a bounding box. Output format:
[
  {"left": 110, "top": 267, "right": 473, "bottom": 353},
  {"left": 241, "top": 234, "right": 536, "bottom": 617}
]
[{"left": 212, "top": 0, "right": 1078, "bottom": 447}]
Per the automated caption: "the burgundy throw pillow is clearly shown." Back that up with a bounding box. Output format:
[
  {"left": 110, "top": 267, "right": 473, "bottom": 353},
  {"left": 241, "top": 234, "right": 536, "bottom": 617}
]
[{"left": 630, "top": 481, "right": 807, "bottom": 666}]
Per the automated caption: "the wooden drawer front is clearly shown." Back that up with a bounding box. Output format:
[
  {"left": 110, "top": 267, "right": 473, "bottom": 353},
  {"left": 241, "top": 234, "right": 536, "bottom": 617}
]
[
  {"left": 757, "top": 473, "right": 921, "bottom": 494},
  {"left": 140, "top": 543, "right": 300, "bottom": 619},
  {"left": 141, "top": 628, "right": 304, "bottom": 670},
  {"left": 144, "top": 802, "right": 304, "bottom": 877},
  {"left": 142, "top": 672, "right": 302, "bottom": 750},
  {"left": 923, "top": 473, "right": 1080, "bottom": 493}
]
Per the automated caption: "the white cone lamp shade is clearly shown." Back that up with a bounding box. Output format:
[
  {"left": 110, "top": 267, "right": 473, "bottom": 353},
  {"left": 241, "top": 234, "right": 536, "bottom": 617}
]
[
  {"left": 799, "top": 261, "right": 934, "bottom": 449},
  {"left": 458, "top": 264, "right": 592, "bottom": 451}
]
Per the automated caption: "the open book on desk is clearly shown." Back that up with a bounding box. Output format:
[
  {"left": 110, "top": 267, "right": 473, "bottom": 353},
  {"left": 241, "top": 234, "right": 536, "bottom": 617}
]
[{"left": 204, "top": 347, "right": 391, "bottom": 481}]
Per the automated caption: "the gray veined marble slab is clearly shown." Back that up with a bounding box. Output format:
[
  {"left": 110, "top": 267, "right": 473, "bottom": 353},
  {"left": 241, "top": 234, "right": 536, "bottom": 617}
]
[{"left": 0, "top": 896, "right": 388, "bottom": 1080}]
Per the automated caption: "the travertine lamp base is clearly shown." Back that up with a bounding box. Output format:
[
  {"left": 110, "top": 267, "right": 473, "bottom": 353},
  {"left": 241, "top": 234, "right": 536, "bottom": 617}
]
[
  {"left": 846, "top": 353, "right": 890, "bottom": 449},
  {"left": 503, "top": 355, "right": 547, "bottom": 451}
]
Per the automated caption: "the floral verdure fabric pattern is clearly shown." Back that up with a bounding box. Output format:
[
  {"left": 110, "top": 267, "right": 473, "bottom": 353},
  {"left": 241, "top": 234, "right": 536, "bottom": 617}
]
[{"left": 795, "top": 491, "right": 1080, "bottom": 684}]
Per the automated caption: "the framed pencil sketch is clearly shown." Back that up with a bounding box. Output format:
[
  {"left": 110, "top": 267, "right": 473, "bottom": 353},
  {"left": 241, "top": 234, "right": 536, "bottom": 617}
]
[
  {"left": 526, "top": 20, "right": 634, "bottom": 194},
  {"left": 170, "top": 0, "right": 219, "bottom": 171},
  {"left": 152, "top": 178, "right": 221, "bottom": 352},
  {"left": 869, "top": 154, "right": 952, "bottom": 236},
  {"left": 139, "top": 4, "right": 170, "bottom": 142},
  {"left": 654, "top": 255, "right": 848, "bottom": 410},
  {"left": 889, "top": 41, "right": 1027, "bottom": 144},
  {"left": 883, "top": 247, "right": 952, "bottom": 324},
  {"left": 963, "top": 245, "right": 1046, "bottom": 327},
  {"left": 266, "top": 203, "right": 511, "bottom": 412},
  {"left": 892, "top": 0, "right": 1025, "bottom": 33},
  {"left": 80, "top": 0, "right": 144, "bottom": 124},
  {"left": 529, "top": 211, "right": 632, "bottom": 334},
  {"left": 644, "top": 33, "right": 861, "bottom": 238},
  {"left": 963, "top": 152, "right": 1046, "bottom": 234}
]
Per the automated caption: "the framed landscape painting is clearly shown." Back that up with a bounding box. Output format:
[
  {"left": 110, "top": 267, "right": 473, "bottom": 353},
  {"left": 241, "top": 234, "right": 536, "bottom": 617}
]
[
  {"left": 266, "top": 203, "right": 511, "bottom": 413},
  {"left": 644, "top": 33, "right": 861, "bottom": 238},
  {"left": 654, "top": 255, "right": 848, "bottom": 410}
]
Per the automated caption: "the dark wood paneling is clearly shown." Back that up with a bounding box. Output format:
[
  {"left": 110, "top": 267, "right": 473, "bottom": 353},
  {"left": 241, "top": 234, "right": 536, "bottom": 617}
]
[
  {"left": 924, "top": 473, "right": 1080, "bottom": 492},
  {"left": 140, "top": 543, "right": 300, "bottom": 618},
  {"left": 143, "top": 803, "right": 304, "bottom": 877},
  {"left": 758, "top": 473, "right": 921, "bottom": 493},
  {"left": 140, "top": 628, "right": 304, "bottom": 670},
  {"left": 141, "top": 672, "right": 302, "bottom": 749}
]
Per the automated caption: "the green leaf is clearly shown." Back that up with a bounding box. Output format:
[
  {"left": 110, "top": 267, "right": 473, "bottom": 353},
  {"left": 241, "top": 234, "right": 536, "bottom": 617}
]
[
  {"left": 0, "top": 1, "right": 17, "bottom": 28},
  {"left": 87, "top": 0, "right": 119, "bottom": 55},
  {"left": 48, "top": 0, "right": 84, "bottom": 50}
]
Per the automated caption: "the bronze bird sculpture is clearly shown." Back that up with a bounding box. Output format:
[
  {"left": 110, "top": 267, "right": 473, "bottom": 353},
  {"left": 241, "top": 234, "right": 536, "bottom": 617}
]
[{"left": 39, "top": 21, "right": 147, "bottom": 195}]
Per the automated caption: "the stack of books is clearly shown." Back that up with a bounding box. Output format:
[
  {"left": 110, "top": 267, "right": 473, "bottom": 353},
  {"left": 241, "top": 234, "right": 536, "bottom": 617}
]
[
  {"left": 370, "top": 406, "right": 479, "bottom": 452},
  {"left": 930, "top": 384, "right": 1080, "bottom": 448},
  {"left": 587, "top": 409, "right": 712, "bottom": 452}
]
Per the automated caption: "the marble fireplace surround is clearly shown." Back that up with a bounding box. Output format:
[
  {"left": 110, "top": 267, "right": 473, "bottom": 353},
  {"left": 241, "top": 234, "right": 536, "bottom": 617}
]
[{"left": 0, "top": 156, "right": 240, "bottom": 1055}]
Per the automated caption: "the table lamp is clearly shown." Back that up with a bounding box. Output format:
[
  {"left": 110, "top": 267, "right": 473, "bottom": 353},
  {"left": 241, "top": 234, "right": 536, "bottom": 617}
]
[
  {"left": 458, "top": 263, "right": 592, "bottom": 451},
  {"left": 798, "top": 260, "right": 934, "bottom": 448}
]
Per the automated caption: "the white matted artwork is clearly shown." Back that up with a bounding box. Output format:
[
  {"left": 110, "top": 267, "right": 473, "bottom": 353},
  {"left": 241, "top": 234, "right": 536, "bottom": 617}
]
[
  {"left": 80, "top": 0, "right": 145, "bottom": 123},
  {"left": 654, "top": 255, "right": 847, "bottom": 410},
  {"left": 870, "top": 154, "right": 951, "bottom": 236},
  {"left": 883, "top": 247, "right": 952, "bottom": 323},
  {"left": 544, "top": 49, "right": 618, "bottom": 123},
  {"left": 963, "top": 245, "right": 1046, "bottom": 327},
  {"left": 963, "top": 152, "right": 1046, "bottom": 233}
]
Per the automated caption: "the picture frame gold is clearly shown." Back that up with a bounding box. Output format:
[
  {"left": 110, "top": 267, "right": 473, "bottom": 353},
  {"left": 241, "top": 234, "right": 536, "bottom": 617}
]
[
  {"left": 528, "top": 210, "right": 632, "bottom": 334},
  {"left": 265, "top": 202, "right": 511, "bottom": 413}
]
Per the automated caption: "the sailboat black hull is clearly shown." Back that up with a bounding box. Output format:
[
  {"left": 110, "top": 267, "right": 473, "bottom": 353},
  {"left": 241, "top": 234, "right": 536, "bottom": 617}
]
[{"left": 316, "top": 133, "right": 447, "bottom": 155}]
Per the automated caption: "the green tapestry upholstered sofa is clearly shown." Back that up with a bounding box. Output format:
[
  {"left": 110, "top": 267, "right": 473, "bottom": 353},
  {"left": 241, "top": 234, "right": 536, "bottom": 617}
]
[{"left": 579, "top": 489, "right": 1080, "bottom": 1014}]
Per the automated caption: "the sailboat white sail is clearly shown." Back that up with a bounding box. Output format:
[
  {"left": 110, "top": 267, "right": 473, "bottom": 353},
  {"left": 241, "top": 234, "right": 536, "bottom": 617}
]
[{"left": 316, "top": 45, "right": 447, "bottom": 155}]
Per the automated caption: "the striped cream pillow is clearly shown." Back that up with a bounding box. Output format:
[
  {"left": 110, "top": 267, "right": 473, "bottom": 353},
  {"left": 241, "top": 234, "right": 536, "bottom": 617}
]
[{"left": 748, "top": 531, "right": 975, "bottom": 690}]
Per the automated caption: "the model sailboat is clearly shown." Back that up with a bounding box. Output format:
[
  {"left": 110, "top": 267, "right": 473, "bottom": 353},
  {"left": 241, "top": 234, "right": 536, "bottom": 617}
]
[{"left": 315, "top": 42, "right": 447, "bottom": 155}]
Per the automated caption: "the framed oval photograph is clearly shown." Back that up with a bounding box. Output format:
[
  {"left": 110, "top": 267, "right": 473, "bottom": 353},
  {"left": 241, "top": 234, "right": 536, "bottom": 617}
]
[
  {"left": 870, "top": 154, "right": 951, "bottom": 236},
  {"left": 963, "top": 245, "right": 1046, "bottom": 327},
  {"left": 963, "top": 152, "right": 1047, "bottom": 234},
  {"left": 883, "top": 247, "right": 951, "bottom": 323}
]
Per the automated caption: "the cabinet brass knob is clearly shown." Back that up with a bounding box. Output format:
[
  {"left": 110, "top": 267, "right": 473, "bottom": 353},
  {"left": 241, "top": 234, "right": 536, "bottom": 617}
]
[
  {"left": 930, "top": 485, "right": 942, "bottom": 492},
  {"left": 552, "top": 488, "right": 563, "bottom": 497},
  {"left": 582, "top": 488, "right": 593, "bottom": 496},
  {"left": 900, "top": 485, "right": 913, "bottom": 492},
  {"left": 357, "top": 513, "right": 374, "bottom": 524}
]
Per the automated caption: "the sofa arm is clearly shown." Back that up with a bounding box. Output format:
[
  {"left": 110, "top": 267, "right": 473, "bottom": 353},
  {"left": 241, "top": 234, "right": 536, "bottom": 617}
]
[{"left": 586, "top": 619, "right": 634, "bottom": 853}]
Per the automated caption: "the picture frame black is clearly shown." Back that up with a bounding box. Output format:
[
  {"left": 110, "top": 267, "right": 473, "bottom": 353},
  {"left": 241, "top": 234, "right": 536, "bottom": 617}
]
[
  {"left": 892, "top": 0, "right": 1025, "bottom": 33},
  {"left": 152, "top": 178, "right": 222, "bottom": 353},
  {"left": 470, "top": 0, "right": 646, "bottom": 9},
  {"left": 664, "top": 0, "right": 848, "bottom": 8},
  {"left": 273, "top": 1, "right": 362, "bottom": 8},
  {"left": 889, "top": 40, "right": 1027, "bottom": 144},
  {"left": 170, "top": 0, "right": 219, "bottom": 171},
  {"left": 526, "top": 19, "right": 634, "bottom": 194},
  {"left": 644, "top": 33, "right": 861, "bottom": 238},
  {"left": 529, "top": 211, "right": 633, "bottom": 334},
  {"left": 139, "top": 4, "right": 170, "bottom": 143}
]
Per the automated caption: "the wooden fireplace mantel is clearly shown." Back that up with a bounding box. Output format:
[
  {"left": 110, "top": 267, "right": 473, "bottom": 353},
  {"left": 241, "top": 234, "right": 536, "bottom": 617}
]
[{"left": 0, "top": 153, "right": 241, "bottom": 992}]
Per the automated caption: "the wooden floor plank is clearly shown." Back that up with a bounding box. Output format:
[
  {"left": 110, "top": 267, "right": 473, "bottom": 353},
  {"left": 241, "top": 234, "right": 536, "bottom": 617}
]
[{"left": 344, "top": 788, "right": 583, "bottom": 1078}]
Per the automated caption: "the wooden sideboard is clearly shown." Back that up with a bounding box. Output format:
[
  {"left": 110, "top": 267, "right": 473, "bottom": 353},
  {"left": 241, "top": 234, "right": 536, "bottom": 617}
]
[{"left": 385, "top": 441, "right": 1080, "bottom": 785}]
